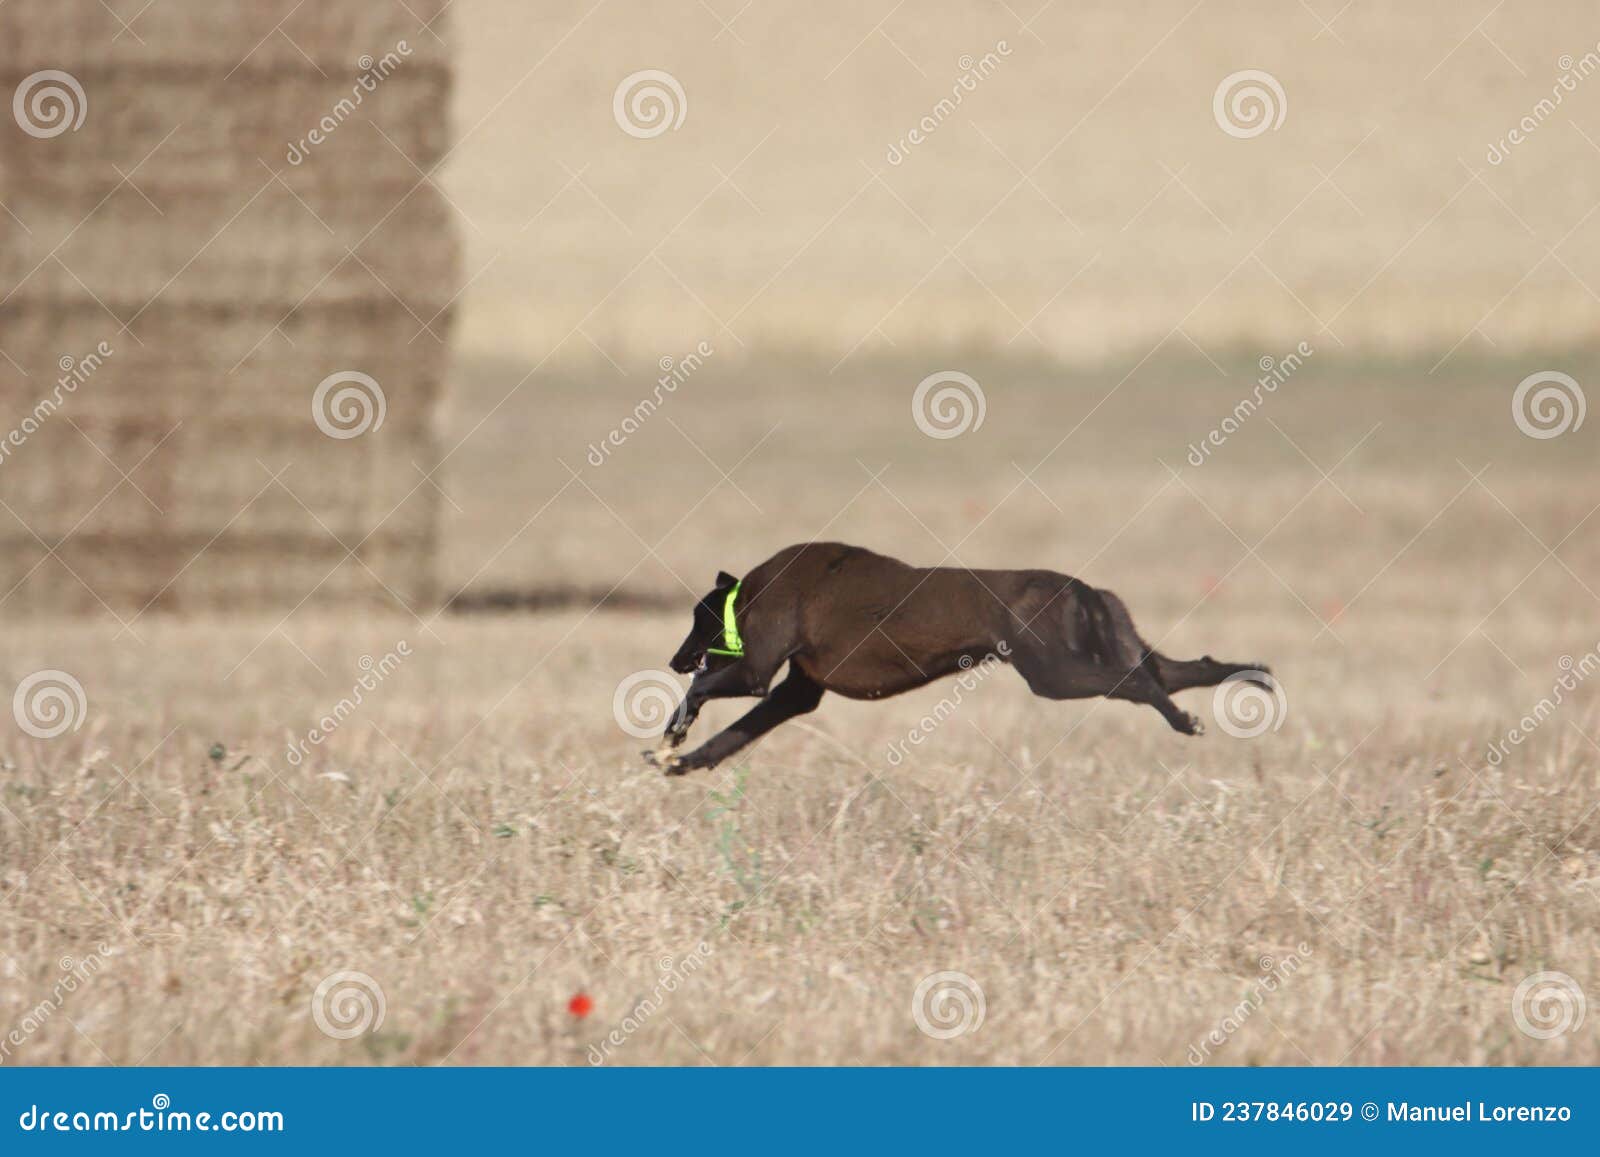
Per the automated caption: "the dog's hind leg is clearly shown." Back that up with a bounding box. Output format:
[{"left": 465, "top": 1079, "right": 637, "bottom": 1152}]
[
  {"left": 1078, "top": 590, "right": 1204, "bottom": 734},
  {"left": 663, "top": 664, "right": 825, "bottom": 775},
  {"left": 1009, "top": 639, "right": 1203, "bottom": 736},
  {"left": 1150, "top": 654, "right": 1273, "bottom": 693},
  {"left": 1091, "top": 587, "right": 1270, "bottom": 698}
]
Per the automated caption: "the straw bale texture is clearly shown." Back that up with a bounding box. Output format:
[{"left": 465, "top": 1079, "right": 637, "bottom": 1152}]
[{"left": 0, "top": 0, "right": 457, "bottom": 615}]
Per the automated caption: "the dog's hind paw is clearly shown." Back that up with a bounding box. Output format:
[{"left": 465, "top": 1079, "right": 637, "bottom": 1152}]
[
  {"left": 642, "top": 748, "right": 687, "bottom": 775},
  {"left": 1178, "top": 712, "right": 1205, "bottom": 736}
]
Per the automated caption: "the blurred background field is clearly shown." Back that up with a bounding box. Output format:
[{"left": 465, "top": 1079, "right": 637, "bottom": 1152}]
[
  {"left": 452, "top": 0, "right": 1600, "bottom": 363},
  {"left": 439, "top": 345, "right": 1599, "bottom": 618},
  {"left": 1, "top": 0, "right": 1598, "bottom": 1065}
]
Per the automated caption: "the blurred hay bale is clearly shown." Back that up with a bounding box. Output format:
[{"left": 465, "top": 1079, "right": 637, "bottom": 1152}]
[{"left": 0, "top": 0, "right": 457, "bottom": 616}]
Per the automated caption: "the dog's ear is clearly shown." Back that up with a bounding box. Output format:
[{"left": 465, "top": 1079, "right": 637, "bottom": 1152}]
[{"left": 715, "top": 570, "right": 738, "bottom": 588}]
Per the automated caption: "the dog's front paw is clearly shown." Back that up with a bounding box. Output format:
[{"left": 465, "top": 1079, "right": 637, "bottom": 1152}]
[{"left": 1178, "top": 712, "right": 1205, "bottom": 737}]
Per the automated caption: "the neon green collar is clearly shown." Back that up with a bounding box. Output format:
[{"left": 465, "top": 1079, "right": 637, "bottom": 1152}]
[{"left": 706, "top": 580, "right": 744, "bottom": 657}]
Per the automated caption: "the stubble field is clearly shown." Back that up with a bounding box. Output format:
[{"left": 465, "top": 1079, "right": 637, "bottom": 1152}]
[{"left": 2, "top": 350, "right": 1597, "bottom": 1065}]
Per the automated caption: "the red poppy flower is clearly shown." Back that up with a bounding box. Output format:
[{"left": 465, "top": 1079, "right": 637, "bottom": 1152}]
[{"left": 568, "top": 992, "right": 594, "bottom": 1018}]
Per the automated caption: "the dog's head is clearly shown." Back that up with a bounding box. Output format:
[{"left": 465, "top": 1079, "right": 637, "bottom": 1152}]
[{"left": 670, "top": 570, "right": 740, "bottom": 674}]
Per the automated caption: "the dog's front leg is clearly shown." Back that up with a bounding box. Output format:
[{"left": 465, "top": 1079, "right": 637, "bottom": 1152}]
[
  {"left": 658, "top": 694, "right": 700, "bottom": 750},
  {"left": 645, "top": 699, "right": 697, "bottom": 770},
  {"left": 645, "top": 662, "right": 767, "bottom": 772},
  {"left": 669, "top": 665, "right": 825, "bottom": 775}
]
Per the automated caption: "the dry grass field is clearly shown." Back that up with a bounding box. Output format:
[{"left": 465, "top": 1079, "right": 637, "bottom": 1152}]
[{"left": 2, "top": 349, "right": 1597, "bottom": 1066}]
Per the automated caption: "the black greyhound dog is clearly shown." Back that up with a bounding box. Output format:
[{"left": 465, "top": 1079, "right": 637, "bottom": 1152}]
[{"left": 643, "top": 542, "right": 1272, "bottom": 775}]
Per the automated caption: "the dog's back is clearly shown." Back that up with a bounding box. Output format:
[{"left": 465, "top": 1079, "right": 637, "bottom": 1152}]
[{"left": 743, "top": 543, "right": 1100, "bottom": 697}]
